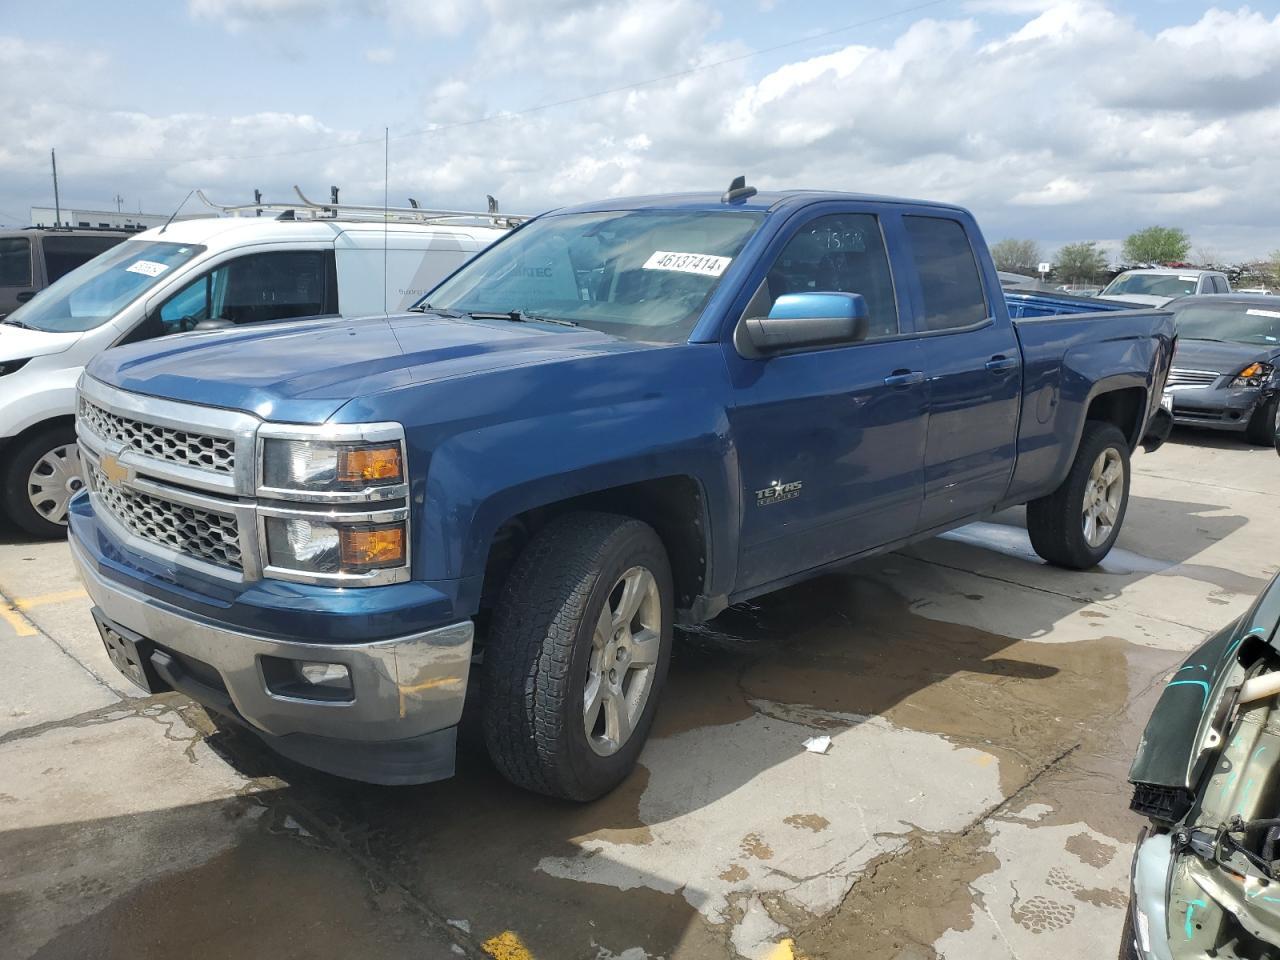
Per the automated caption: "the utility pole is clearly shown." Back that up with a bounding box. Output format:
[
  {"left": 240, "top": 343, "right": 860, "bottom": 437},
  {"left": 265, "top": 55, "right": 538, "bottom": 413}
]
[
  {"left": 114, "top": 193, "right": 124, "bottom": 213},
  {"left": 51, "top": 148, "right": 62, "bottom": 227}
]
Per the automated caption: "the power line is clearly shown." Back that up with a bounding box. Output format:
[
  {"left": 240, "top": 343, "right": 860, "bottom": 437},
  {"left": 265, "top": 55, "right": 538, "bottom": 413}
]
[{"left": 64, "top": 0, "right": 950, "bottom": 166}]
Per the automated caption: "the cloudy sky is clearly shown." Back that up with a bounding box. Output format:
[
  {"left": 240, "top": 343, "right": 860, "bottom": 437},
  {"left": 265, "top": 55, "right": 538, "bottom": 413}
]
[{"left": 3, "top": 0, "right": 1279, "bottom": 261}]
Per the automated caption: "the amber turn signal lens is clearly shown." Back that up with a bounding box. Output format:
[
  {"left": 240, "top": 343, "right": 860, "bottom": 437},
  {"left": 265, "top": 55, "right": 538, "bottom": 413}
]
[
  {"left": 338, "top": 444, "right": 402, "bottom": 485},
  {"left": 1238, "top": 362, "right": 1266, "bottom": 379},
  {"left": 339, "top": 524, "right": 406, "bottom": 569}
]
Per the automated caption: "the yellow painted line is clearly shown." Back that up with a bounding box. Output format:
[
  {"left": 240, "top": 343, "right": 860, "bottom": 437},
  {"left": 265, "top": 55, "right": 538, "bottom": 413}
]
[
  {"left": 0, "top": 604, "right": 37, "bottom": 637},
  {"left": 481, "top": 931, "right": 535, "bottom": 960},
  {"left": 14, "top": 588, "right": 88, "bottom": 610},
  {"left": 765, "top": 939, "right": 798, "bottom": 960}
]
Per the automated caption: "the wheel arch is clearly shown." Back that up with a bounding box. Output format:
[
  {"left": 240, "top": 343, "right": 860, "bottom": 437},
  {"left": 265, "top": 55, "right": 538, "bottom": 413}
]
[{"left": 478, "top": 474, "right": 714, "bottom": 625}]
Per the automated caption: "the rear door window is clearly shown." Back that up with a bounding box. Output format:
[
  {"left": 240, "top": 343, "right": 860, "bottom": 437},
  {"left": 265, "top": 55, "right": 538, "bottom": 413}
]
[
  {"left": 41, "top": 235, "right": 127, "bottom": 283},
  {"left": 0, "top": 237, "right": 32, "bottom": 287},
  {"left": 904, "top": 216, "right": 989, "bottom": 331}
]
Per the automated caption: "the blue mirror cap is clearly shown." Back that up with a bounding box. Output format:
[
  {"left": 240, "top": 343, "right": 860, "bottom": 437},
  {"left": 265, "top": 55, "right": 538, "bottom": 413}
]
[{"left": 768, "top": 292, "right": 868, "bottom": 321}]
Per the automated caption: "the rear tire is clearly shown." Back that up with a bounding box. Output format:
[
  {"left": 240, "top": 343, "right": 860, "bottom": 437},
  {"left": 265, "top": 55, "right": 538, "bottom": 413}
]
[
  {"left": 1027, "top": 421, "right": 1131, "bottom": 569},
  {"left": 482, "top": 512, "right": 673, "bottom": 801},
  {"left": 2, "top": 424, "right": 83, "bottom": 539},
  {"left": 1245, "top": 395, "right": 1279, "bottom": 447}
]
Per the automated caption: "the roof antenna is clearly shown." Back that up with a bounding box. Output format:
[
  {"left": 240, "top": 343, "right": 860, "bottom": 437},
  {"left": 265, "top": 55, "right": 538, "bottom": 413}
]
[
  {"left": 721, "top": 175, "right": 757, "bottom": 204},
  {"left": 159, "top": 189, "right": 195, "bottom": 234}
]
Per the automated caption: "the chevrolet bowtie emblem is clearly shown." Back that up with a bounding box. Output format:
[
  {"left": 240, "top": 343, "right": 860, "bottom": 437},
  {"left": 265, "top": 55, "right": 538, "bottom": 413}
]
[{"left": 99, "top": 452, "right": 131, "bottom": 486}]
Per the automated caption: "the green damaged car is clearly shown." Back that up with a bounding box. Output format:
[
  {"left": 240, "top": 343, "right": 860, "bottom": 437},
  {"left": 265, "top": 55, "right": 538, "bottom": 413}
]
[{"left": 1125, "top": 571, "right": 1280, "bottom": 959}]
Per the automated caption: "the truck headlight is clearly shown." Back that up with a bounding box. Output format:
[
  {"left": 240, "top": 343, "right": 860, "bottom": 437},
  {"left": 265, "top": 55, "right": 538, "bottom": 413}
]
[
  {"left": 261, "top": 438, "right": 403, "bottom": 492},
  {"left": 264, "top": 517, "right": 406, "bottom": 575},
  {"left": 1232, "top": 362, "right": 1274, "bottom": 388}
]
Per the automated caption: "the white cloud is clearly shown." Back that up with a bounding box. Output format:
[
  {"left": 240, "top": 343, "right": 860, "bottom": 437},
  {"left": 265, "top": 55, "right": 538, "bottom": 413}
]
[
  {"left": 1012, "top": 176, "right": 1092, "bottom": 206},
  {"left": 363, "top": 46, "right": 395, "bottom": 63},
  {"left": 5, "top": 3, "right": 1280, "bottom": 258}
]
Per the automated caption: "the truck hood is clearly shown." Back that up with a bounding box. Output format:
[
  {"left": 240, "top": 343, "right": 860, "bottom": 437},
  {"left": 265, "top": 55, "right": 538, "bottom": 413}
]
[
  {"left": 85, "top": 312, "right": 638, "bottom": 423},
  {"left": 0, "top": 323, "right": 82, "bottom": 361},
  {"left": 1098, "top": 293, "right": 1173, "bottom": 308},
  {"left": 1173, "top": 337, "right": 1280, "bottom": 376}
]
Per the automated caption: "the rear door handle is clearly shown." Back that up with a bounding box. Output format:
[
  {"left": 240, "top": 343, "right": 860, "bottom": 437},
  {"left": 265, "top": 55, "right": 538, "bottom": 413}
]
[
  {"left": 884, "top": 369, "right": 925, "bottom": 387},
  {"left": 986, "top": 355, "right": 1018, "bottom": 373}
]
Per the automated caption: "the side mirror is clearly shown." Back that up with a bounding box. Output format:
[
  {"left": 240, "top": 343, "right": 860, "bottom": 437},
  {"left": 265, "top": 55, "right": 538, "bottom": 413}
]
[{"left": 741, "top": 292, "right": 869, "bottom": 356}]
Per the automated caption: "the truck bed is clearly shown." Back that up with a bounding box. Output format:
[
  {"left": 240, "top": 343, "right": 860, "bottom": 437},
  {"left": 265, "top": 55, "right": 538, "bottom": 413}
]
[{"left": 1003, "top": 301, "right": 1176, "bottom": 507}]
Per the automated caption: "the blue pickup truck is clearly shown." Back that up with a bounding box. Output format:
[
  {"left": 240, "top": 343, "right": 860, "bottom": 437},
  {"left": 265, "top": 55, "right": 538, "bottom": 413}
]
[{"left": 67, "top": 184, "right": 1175, "bottom": 800}]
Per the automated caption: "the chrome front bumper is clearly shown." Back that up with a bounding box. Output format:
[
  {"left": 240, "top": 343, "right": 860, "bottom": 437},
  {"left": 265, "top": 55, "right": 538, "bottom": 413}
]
[{"left": 70, "top": 534, "right": 473, "bottom": 747}]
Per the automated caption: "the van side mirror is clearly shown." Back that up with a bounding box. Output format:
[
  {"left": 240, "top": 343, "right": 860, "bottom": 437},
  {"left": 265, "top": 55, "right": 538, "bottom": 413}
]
[{"left": 740, "top": 292, "right": 870, "bottom": 355}]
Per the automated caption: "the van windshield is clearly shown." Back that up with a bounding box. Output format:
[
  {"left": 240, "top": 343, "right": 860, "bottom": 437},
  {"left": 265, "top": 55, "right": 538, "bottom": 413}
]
[
  {"left": 418, "top": 209, "right": 764, "bottom": 342},
  {"left": 2, "top": 240, "right": 205, "bottom": 333}
]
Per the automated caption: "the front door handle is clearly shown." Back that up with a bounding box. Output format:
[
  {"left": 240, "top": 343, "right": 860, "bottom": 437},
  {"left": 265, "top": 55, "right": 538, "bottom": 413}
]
[
  {"left": 986, "top": 355, "right": 1018, "bottom": 373},
  {"left": 884, "top": 369, "right": 925, "bottom": 388}
]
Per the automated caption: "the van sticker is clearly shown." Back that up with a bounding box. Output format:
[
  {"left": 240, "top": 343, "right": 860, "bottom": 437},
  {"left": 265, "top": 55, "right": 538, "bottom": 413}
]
[
  {"left": 642, "top": 251, "right": 732, "bottom": 277},
  {"left": 126, "top": 260, "right": 170, "bottom": 277},
  {"left": 1246, "top": 308, "right": 1280, "bottom": 319},
  {"left": 1178, "top": 275, "right": 1198, "bottom": 281}
]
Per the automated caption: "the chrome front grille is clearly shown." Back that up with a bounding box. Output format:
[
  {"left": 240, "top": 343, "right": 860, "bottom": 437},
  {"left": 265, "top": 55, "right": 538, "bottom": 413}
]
[
  {"left": 1167, "top": 368, "right": 1219, "bottom": 388},
  {"left": 78, "top": 397, "right": 236, "bottom": 475},
  {"left": 90, "top": 464, "right": 244, "bottom": 571}
]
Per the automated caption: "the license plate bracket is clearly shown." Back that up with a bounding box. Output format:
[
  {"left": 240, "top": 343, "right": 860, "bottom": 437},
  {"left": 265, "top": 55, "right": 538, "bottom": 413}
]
[{"left": 92, "top": 609, "right": 163, "bottom": 694}]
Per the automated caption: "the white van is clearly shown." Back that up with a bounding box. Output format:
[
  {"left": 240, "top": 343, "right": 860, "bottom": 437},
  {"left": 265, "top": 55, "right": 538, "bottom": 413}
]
[{"left": 0, "top": 212, "right": 513, "bottom": 536}]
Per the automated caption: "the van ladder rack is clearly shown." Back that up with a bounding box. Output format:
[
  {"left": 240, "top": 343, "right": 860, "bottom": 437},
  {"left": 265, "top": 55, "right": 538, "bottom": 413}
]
[{"left": 195, "top": 188, "right": 528, "bottom": 228}]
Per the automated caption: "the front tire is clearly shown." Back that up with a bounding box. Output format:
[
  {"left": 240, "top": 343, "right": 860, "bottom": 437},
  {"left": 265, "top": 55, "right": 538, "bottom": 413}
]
[
  {"left": 1027, "top": 421, "right": 1131, "bottom": 569},
  {"left": 1, "top": 424, "right": 83, "bottom": 539},
  {"left": 482, "top": 512, "right": 673, "bottom": 801},
  {"left": 1245, "top": 395, "right": 1279, "bottom": 447}
]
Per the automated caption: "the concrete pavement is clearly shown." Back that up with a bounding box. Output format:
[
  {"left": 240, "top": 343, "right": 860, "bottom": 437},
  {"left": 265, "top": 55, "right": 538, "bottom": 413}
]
[{"left": 1, "top": 428, "right": 1276, "bottom": 959}]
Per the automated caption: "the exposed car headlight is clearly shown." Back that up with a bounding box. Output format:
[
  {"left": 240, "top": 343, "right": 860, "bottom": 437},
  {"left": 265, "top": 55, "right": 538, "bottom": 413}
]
[
  {"left": 264, "top": 517, "right": 407, "bottom": 576},
  {"left": 261, "top": 437, "right": 403, "bottom": 492},
  {"left": 0, "top": 358, "right": 31, "bottom": 377},
  {"left": 1233, "top": 361, "right": 1274, "bottom": 388}
]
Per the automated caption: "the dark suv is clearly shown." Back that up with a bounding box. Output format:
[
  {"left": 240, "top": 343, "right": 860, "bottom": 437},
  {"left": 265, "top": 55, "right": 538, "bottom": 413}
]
[{"left": 0, "top": 228, "right": 134, "bottom": 317}]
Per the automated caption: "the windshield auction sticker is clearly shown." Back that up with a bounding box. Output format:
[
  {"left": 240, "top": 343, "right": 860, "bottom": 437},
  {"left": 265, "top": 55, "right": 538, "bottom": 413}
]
[
  {"left": 642, "top": 251, "right": 732, "bottom": 277},
  {"left": 125, "top": 260, "right": 170, "bottom": 277},
  {"left": 1246, "top": 308, "right": 1280, "bottom": 319}
]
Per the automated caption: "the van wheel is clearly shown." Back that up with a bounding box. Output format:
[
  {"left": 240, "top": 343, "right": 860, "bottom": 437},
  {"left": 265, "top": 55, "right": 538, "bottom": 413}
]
[
  {"left": 1245, "top": 395, "right": 1279, "bottom": 446},
  {"left": 1027, "top": 422, "right": 1130, "bottom": 569},
  {"left": 2, "top": 425, "right": 83, "bottom": 539},
  {"left": 482, "top": 512, "right": 673, "bottom": 801}
]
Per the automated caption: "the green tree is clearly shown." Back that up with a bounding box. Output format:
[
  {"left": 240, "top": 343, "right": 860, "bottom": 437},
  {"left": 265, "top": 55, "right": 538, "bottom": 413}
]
[
  {"left": 990, "top": 238, "right": 1043, "bottom": 275},
  {"left": 1054, "top": 241, "right": 1109, "bottom": 284},
  {"left": 1122, "top": 226, "right": 1191, "bottom": 265}
]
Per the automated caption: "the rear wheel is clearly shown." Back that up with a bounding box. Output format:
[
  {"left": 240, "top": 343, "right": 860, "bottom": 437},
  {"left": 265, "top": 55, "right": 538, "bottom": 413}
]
[
  {"left": 2, "top": 424, "right": 83, "bottom": 538},
  {"left": 1027, "top": 422, "right": 1131, "bottom": 569},
  {"left": 1245, "top": 395, "right": 1279, "bottom": 446},
  {"left": 482, "top": 512, "right": 673, "bottom": 801}
]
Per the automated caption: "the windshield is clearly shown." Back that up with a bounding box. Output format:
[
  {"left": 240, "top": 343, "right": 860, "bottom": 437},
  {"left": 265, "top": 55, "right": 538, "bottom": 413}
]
[
  {"left": 1102, "top": 272, "right": 1199, "bottom": 298},
  {"left": 2, "top": 239, "right": 206, "bottom": 332},
  {"left": 420, "top": 209, "right": 764, "bottom": 342},
  {"left": 1173, "top": 300, "right": 1280, "bottom": 345}
]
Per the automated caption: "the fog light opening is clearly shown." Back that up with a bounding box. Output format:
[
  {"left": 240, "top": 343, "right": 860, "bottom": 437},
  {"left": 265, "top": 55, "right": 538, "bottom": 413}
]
[{"left": 261, "top": 655, "right": 354, "bottom": 702}]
